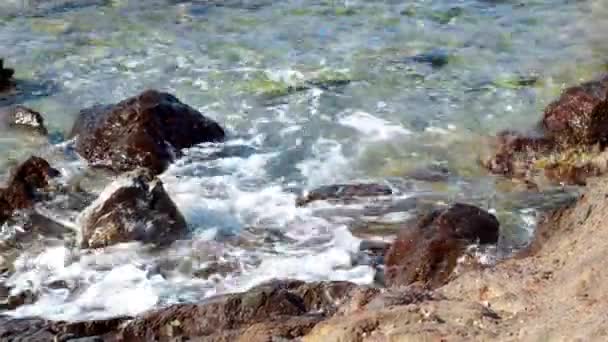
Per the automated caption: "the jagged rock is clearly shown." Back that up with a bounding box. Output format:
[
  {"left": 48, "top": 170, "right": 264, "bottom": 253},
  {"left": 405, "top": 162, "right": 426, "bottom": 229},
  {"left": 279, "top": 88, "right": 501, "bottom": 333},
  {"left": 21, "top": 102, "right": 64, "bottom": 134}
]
[
  {"left": 112, "top": 280, "right": 359, "bottom": 341},
  {"left": 542, "top": 75, "right": 608, "bottom": 146},
  {"left": 79, "top": 168, "right": 188, "bottom": 248},
  {"left": 296, "top": 183, "right": 392, "bottom": 206},
  {"left": 384, "top": 203, "right": 499, "bottom": 289},
  {"left": 0, "top": 156, "right": 60, "bottom": 224},
  {"left": 0, "top": 105, "right": 47, "bottom": 135},
  {"left": 483, "top": 75, "right": 608, "bottom": 186},
  {"left": 70, "top": 90, "right": 225, "bottom": 175}
]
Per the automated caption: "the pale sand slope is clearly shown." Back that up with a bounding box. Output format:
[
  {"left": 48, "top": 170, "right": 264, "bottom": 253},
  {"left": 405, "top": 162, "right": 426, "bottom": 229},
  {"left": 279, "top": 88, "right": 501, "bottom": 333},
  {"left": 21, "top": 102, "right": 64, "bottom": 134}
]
[{"left": 304, "top": 176, "right": 608, "bottom": 342}]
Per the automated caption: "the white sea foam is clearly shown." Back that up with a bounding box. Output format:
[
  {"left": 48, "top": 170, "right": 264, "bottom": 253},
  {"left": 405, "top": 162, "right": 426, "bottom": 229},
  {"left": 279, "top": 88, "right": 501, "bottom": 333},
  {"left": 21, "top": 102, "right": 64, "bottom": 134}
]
[{"left": 339, "top": 111, "right": 411, "bottom": 140}]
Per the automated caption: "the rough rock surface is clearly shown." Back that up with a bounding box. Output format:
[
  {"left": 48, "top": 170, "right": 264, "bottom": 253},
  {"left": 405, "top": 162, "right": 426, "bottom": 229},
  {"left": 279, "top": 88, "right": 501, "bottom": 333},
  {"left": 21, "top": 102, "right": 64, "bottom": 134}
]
[
  {"left": 0, "top": 59, "right": 14, "bottom": 91},
  {"left": 542, "top": 75, "right": 608, "bottom": 146},
  {"left": 296, "top": 183, "right": 392, "bottom": 206},
  {"left": 0, "top": 280, "right": 360, "bottom": 341},
  {"left": 79, "top": 168, "right": 187, "bottom": 248},
  {"left": 384, "top": 203, "right": 500, "bottom": 289},
  {"left": 0, "top": 156, "right": 59, "bottom": 224},
  {"left": 0, "top": 105, "right": 47, "bottom": 134},
  {"left": 70, "top": 89, "right": 225, "bottom": 174},
  {"left": 484, "top": 75, "right": 608, "bottom": 186},
  {"left": 114, "top": 280, "right": 358, "bottom": 341}
]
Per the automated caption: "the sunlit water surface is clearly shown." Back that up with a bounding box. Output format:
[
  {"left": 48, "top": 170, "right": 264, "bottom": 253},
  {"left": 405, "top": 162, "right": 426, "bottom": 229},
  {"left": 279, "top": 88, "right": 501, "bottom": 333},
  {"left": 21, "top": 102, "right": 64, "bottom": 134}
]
[{"left": 0, "top": 0, "right": 605, "bottom": 320}]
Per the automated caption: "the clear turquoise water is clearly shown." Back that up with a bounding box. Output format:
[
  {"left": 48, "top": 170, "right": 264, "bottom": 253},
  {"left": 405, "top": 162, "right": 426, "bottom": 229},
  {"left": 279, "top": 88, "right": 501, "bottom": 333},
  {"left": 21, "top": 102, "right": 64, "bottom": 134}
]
[{"left": 0, "top": 0, "right": 605, "bottom": 320}]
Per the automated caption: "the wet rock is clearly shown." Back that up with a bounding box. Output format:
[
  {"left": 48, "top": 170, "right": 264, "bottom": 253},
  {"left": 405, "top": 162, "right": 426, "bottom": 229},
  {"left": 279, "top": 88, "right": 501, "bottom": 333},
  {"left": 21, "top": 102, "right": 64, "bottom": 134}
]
[
  {"left": 0, "top": 105, "right": 47, "bottom": 135},
  {"left": 0, "top": 316, "right": 128, "bottom": 342},
  {"left": 483, "top": 130, "right": 553, "bottom": 178},
  {"left": 483, "top": 76, "right": 608, "bottom": 185},
  {"left": 79, "top": 168, "right": 187, "bottom": 248},
  {"left": 70, "top": 89, "right": 225, "bottom": 174},
  {"left": 0, "top": 59, "right": 14, "bottom": 91},
  {"left": 0, "top": 156, "right": 60, "bottom": 224},
  {"left": 0, "top": 289, "right": 37, "bottom": 310},
  {"left": 296, "top": 183, "right": 393, "bottom": 206},
  {"left": 113, "top": 280, "right": 359, "bottom": 341},
  {"left": 384, "top": 203, "right": 499, "bottom": 289},
  {"left": 542, "top": 75, "right": 608, "bottom": 146},
  {"left": 403, "top": 163, "right": 451, "bottom": 182},
  {"left": 409, "top": 48, "right": 451, "bottom": 68}
]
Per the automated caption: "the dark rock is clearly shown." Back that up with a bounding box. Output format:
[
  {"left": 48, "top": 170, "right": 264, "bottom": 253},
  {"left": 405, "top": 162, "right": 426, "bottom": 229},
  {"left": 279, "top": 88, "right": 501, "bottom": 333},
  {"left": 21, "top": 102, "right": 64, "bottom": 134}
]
[
  {"left": 70, "top": 90, "right": 225, "bottom": 174},
  {"left": 403, "top": 164, "right": 451, "bottom": 182},
  {"left": 384, "top": 203, "right": 499, "bottom": 289},
  {"left": 0, "top": 105, "right": 47, "bottom": 135},
  {"left": 193, "top": 261, "right": 239, "bottom": 279},
  {"left": 79, "top": 168, "right": 188, "bottom": 248},
  {"left": 0, "top": 316, "right": 128, "bottom": 342},
  {"left": 113, "top": 280, "right": 358, "bottom": 341},
  {"left": 0, "top": 289, "right": 37, "bottom": 310},
  {"left": 0, "top": 156, "right": 60, "bottom": 224},
  {"left": 410, "top": 49, "right": 450, "bottom": 68},
  {"left": 0, "top": 59, "right": 15, "bottom": 91},
  {"left": 542, "top": 75, "right": 608, "bottom": 146},
  {"left": 296, "top": 183, "right": 393, "bottom": 206},
  {"left": 0, "top": 281, "right": 359, "bottom": 341}
]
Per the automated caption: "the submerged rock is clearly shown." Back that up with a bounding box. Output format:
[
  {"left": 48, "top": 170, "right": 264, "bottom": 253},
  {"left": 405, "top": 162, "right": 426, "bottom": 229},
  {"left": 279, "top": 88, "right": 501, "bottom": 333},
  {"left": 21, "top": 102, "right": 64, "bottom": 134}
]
[
  {"left": 0, "top": 156, "right": 60, "bottom": 224},
  {"left": 384, "top": 203, "right": 499, "bottom": 289},
  {"left": 296, "top": 183, "right": 393, "bottom": 206},
  {"left": 0, "top": 105, "right": 47, "bottom": 135},
  {"left": 0, "top": 59, "right": 14, "bottom": 91},
  {"left": 70, "top": 89, "right": 225, "bottom": 175},
  {"left": 79, "top": 168, "right": 188, "bottom": 248}
]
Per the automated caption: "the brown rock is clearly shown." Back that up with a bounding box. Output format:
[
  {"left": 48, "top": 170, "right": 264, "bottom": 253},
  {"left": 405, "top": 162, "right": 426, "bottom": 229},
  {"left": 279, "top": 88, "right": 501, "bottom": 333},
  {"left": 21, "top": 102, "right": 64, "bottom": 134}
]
[
  {"left": 384, "top": 203, "right": 499, "bottom": 289},
  {"left": 113, "top": 280, "right": 359, "bottom": 341},
  {"left": 542, "top": 75, "right": 608, "bottom": 146},
  {"left": 297, "top": 183, "right": 392, "bottom": 206},
  {"left": 79, "top": 168, "right": 187, "bottom": 248},
  {"left": 70, "top": 89, "right": 225, "bottom": 175},
  {"left": 0, "top": 316, "right": 128, "bottom": 342},
  {"left": 0, "top": 105, "right": 47, "bottom": 135},
  {"left": 0, "top": 156, "right": 59, "bottom": 224},
  {"left": 483, "top": 130, "right": 553, "bottom": 178}
]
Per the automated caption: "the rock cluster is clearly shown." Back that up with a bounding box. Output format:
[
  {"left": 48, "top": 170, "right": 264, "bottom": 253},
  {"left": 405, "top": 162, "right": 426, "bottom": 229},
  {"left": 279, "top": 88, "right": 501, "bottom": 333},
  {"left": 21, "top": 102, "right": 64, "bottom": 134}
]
[{"left": 483, "top": 75, "right": 608, "bottom": 185}]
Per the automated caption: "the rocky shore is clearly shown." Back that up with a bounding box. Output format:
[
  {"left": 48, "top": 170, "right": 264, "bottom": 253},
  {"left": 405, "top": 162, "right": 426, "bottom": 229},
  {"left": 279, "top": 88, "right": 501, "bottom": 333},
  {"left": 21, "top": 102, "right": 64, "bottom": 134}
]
[{"left": 1, "top": 61, "right": 608, "bottom": 341}]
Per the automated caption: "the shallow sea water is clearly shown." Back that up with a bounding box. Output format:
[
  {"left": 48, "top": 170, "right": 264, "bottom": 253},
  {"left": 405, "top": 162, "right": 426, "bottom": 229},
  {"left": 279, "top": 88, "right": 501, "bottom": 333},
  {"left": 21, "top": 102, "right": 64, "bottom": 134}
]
[{"left": 0, "top": 0, "right": 606, "bottom": 320}]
